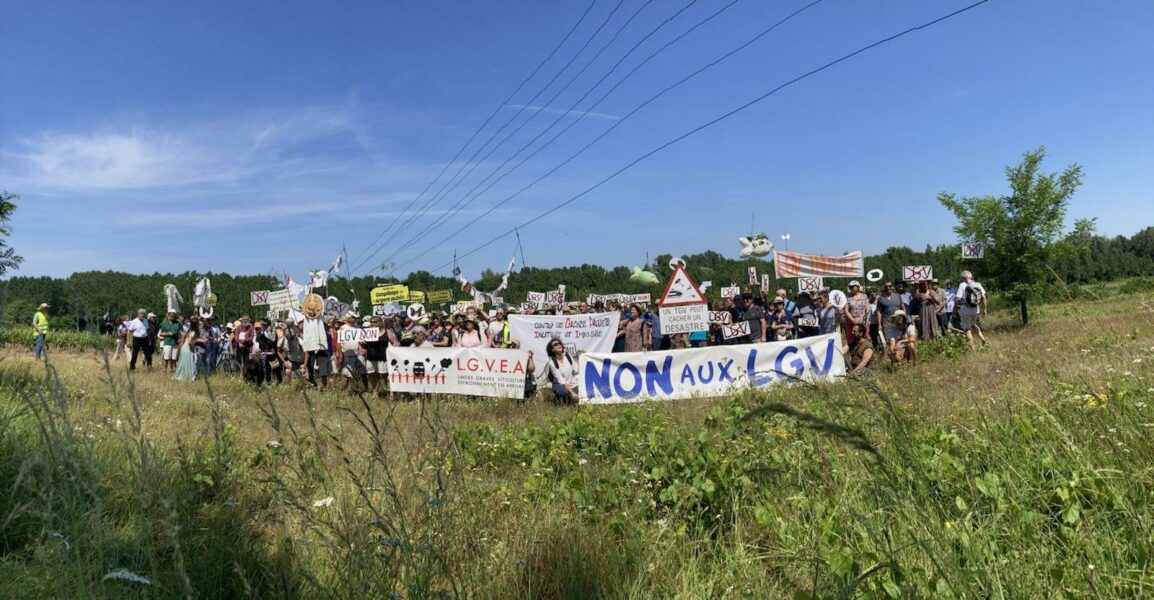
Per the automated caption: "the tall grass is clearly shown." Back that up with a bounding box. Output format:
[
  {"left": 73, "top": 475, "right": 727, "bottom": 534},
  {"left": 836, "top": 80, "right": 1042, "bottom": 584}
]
[{"left": 0, "top": 295, "right": 1153, "bottom": 597}]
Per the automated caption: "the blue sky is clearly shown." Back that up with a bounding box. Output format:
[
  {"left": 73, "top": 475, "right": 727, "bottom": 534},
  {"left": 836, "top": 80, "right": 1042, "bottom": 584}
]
[{"left": 2, "top": 0, "right": 1151, "bottom": 281}]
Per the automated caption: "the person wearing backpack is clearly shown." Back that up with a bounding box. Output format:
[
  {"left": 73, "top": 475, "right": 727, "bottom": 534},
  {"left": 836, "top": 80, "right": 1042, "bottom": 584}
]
[{"left": 953, "top": 270, "right": 988, "bottom": 349}]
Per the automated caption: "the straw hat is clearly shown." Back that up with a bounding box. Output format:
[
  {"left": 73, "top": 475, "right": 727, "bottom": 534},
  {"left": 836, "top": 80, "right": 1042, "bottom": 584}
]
[{"left": 889, "top": 310, "right": 910, "bottom": 325}]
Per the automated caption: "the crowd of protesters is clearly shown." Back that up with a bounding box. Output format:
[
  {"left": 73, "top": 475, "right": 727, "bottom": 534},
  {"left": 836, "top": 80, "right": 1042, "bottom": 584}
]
[{"left": 29, "top": 270, "right": 989, "bottom": 398}]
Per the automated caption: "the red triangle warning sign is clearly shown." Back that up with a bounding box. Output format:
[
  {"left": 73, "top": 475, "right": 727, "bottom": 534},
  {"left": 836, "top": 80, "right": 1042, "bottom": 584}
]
[{"left": 658, "top": 265, "right": 708, "bottom": 307}]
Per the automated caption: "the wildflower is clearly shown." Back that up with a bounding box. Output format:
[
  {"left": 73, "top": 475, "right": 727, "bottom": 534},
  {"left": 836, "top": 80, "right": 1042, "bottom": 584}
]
[
  {"left": 266, "top": 440, "right": 282, "bottom": 448},
  {"left": 1135, "top": 358, "right": 1144, "bottom": 364},
  {"left": 578, "top": 458, "right": 588, "bottom": 466},
  {"left": 945, "top": 521, "right": 954, "bottom": 529},
  {"left": 1137, "top": 402, "right": 1148, "bottom": 408},
  {"left": 102, "top": 569, "right": 151, "bottom": 586},
  {"left": 1124, "top": 371, "right": 1133, "bottom": 377},
  {"left": 312, "top": 496, "right": 334, "bottom": 508}
]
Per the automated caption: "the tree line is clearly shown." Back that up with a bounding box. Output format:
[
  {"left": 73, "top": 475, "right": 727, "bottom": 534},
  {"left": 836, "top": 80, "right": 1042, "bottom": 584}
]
[{"left": 2, "top": 229, "right": 1151, "bottom": 332}]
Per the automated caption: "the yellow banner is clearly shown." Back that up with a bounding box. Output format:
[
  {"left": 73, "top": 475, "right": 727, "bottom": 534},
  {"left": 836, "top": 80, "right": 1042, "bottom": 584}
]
[
  {"left": 426, "top": 289, "right": 454, "bottom": 303},
  {"left": 371, "top": 284, "right": 410, "bottom": 304},
  {"left": 409, "top": 290, "right": 427, "bottom": 302}
]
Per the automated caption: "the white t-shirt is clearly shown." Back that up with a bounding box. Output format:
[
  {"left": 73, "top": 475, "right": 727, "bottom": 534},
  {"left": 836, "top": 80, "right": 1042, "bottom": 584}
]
[{"left": 955, "top": 282, "right": 986, "bottom": 316}]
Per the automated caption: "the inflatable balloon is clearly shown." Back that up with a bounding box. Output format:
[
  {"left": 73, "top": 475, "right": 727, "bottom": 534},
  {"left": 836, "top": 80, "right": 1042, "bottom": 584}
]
[
  {"left": 737, "top": 235, "right": 773, "bottom": 258},
  {"left": 866, "top": 269, "right": 884, "bottom": 283},
  {"left": 629, "top": 266, "right": 659, "bottom": 286}
]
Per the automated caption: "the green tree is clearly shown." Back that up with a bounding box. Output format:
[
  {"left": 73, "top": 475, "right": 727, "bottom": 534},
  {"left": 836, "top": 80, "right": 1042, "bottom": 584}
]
[
  {"left": 0, "top": 190, "right": 24, "bottom": 276},
  {"left": 938, "top": 147, "right": 1093, "bottom": 325}
]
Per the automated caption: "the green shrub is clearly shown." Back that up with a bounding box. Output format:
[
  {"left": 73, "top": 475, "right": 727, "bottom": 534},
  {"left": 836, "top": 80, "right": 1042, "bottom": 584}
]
[
  {"left": 0, "top": 328, "right": 112, "bottom": 352},
  {"left": 1118, "top": 277, "right": 1154, "bottom": 295}
]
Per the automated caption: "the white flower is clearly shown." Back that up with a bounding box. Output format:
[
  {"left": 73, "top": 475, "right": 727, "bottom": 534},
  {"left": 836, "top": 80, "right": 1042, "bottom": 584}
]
[
  {"left": 266, "top": 440, "right": 282, "bottom": 448},
  {"left": 1135, "top": 358, "right": 1143, "bottom": 364},
  {"left": 1124, "top": 371, "right": 1133, "bottom": 377},
  {"left": 102, "top": 569, "right": 151, "bottom": 585},
  {"left": 577, "top": 458, "right": 588, "bottom": 466},
  {"left": 312, "top": 496, "right": 334, "bottom": 508}
]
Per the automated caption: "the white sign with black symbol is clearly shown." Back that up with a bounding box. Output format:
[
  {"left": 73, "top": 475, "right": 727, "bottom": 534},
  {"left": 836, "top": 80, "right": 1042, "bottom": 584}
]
[{"left": 407, "top": 303, "right": 427, "bottom": 320}]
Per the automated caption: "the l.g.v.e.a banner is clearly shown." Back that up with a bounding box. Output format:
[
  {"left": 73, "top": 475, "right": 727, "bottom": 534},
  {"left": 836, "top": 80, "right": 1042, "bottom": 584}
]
[
  {"left": 386, "top": 347, "right": 529, "bottom": 399},
  {"left": 579, "top": 333, "right": 845, "bottom": 404},
  {"left": 507, "top": 312, "right": 620, "bottom": 379}
]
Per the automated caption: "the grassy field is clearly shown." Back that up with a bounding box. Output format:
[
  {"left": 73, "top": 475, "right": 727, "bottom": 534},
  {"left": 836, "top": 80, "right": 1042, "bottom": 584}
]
[{"left": 2, "top": 295, "right": 1154, "bottom": 598}]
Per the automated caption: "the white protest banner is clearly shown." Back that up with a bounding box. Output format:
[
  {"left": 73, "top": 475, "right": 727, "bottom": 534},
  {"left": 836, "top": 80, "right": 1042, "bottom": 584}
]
[
  {"left": 526, "top": 291, "right": 546, "bottom": 305},
  {"left": 747, "top": 266, "right": 758, "bottom": 286},
  {"left": 902, "top": 266, "right": 933, "bottom": 282},
  {"left": 659, "top": 304, "right": 709, "bottom": 335},
  {"left": 545, "top": 289, "right": 566, "bottom": 306},
  {"left": 337, "top": 326, "right": 380, "bottom": 344},
  {"left": 507, "top": 312, "right": 620, "bottom": 378},
  {"left": 267, "top": 289, "right": 299, "bottom": 311},
  {"left": 761, "top": 274, "right": 769, "bottom": 290},
  {"left": 798, "top": 277, "right": 824, "bottom": 293},
  {"left": 579, "top": 334, "right": 845, "bottom": 404},
  {"left": 250, "top": 291, "right": 269, "bottom": 306},
  {"left": 721, "top": 286, "right": 740, "bottom": 299},
  {"left": 961, "top": 242, "right": 984, "bottom": 259},
  {"left": 491, "top": 296, "right": 504, "bottom": 307},
  {"left": 721, "top": 320, "right": 751, "bottom": 340},
  {"left": 373, "top": 304, "right": 402, "bottom": 316},
  {"left": 709, "top": 311, "right": 732, "bottom": 325},
  {"left": 386, "top": 347, "right": 528, "bottom": 399},
  {"left": 626, "top": 293, "right": 652, "bottom": 305},
  {"left": 324, "top": 296, "right": 350, "bottom": 320},
  {"left": 586, "top": 294, "right": 605, "bottom": 306}
]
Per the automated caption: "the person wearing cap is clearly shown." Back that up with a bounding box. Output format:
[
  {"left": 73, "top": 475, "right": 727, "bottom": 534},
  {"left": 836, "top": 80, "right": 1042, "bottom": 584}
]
[
  {"left": 411, "top": 325, "right": 434, "bottom": 348},
  {"left": 32, "top": 303, "right": 50, "bottom": 360},
  {"left": 126, "top": 309, "right": 152, "bottom": 371},
  {"left": 768, "top": 298, "right": 791, "bottom": 341},
  {"left": 158, "top": 311, "right": 182, "bottom": 373},
  {"left": 889, "top": 311, "right": 918, "bottom": 365}
]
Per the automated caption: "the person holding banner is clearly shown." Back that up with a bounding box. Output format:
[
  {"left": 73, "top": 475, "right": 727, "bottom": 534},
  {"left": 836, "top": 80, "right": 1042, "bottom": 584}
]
[
  {"left": 540, "top": 337, "right": 579, "bottom": 404},
  {"left": 338, "top": 315, "right": 368, "bottom": 391},
  {"left": 362, "top": 315, "right": 390, "bottom": 396},
  {"left": 792, "top": 292, "right": 820, "bottom": 339}
]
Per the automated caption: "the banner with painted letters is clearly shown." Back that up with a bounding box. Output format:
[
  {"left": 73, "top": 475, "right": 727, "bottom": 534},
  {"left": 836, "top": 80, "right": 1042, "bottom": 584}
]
[
  {"left": 507, "top": 311, "right": 620, "bottom": 379},
  {"left": 337, "top": 326, "right": 380, "bottom": 344},
  {"left": 579, "top": 334, "right": 845, "bottom": 404},
  {"left": 386, "top": 347, "right": 529, "bottom": 399}
]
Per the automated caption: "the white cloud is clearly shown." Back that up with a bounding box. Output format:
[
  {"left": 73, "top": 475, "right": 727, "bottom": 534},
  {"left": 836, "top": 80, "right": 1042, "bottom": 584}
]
[{"left": 0, "top": 98, "right": 413, "bottom": 193}]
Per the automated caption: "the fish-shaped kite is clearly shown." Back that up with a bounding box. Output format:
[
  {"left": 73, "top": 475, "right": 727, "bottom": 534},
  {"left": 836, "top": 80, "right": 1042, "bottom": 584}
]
[{"left": 629, "top": 267, "right": 659, "bottom": 285}]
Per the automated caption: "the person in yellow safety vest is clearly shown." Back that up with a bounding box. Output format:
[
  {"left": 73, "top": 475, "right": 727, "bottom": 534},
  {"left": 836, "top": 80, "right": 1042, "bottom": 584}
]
[
  {"left": 487, "top": 307, "right": 512, "bottom": 348},
  {"left": 32, "top": 302, "right": 50, "bottom": 360}
]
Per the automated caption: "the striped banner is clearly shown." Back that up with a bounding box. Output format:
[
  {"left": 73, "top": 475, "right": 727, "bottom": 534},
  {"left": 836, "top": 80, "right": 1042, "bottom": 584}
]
[{"left": 773, "top": 251, "right": 864, "bottom": 278}]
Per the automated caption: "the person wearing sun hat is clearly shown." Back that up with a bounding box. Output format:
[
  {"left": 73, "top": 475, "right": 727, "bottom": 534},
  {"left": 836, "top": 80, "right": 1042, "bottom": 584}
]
[
  {"left": 32, "top": 303, "right": 50, "bottom": 360},
  {"left": 888, "top": 310, "right": 918, "bottom": 365}
]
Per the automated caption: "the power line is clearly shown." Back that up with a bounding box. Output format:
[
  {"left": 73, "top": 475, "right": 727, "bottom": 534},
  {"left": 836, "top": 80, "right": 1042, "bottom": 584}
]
[
  {"left": 348, "top": 0, "right": 600, "bottom": 268},
  {"left": 389, "top": 0, "right": 818, "bottom": 270},
  {"left": 352, "top": 0, "right": 629, "bottom": 272},
  {"left": 408, "top": 0, "right": 993, "bottom": 276},
  {"left": 372, "top": 0, "right": 708, "bottom": 270}
]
